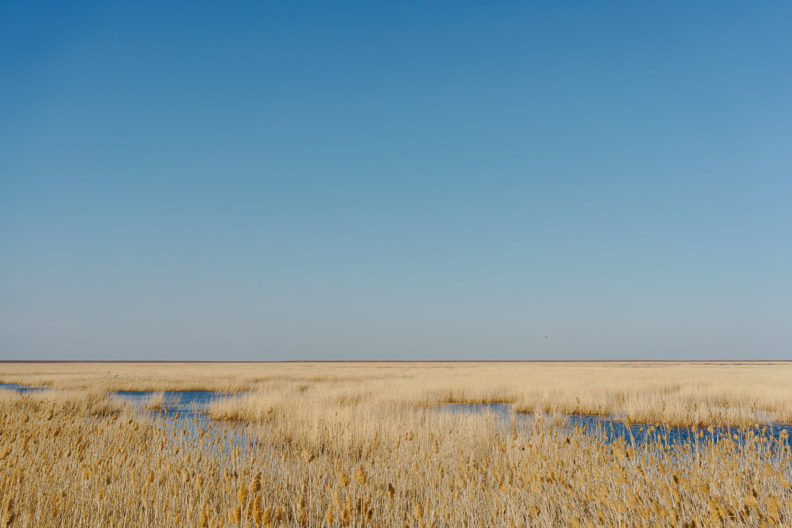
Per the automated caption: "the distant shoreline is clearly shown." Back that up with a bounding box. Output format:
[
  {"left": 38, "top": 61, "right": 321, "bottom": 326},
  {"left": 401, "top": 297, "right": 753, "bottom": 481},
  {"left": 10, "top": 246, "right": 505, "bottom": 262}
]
[{"left": 0, "top": 359, "right": 787, "bottom": 364}]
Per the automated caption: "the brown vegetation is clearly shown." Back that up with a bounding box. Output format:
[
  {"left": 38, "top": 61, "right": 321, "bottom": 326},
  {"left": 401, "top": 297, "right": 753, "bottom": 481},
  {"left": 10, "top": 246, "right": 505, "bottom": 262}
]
[
  {"left": 6, "top": 361, "right": 782, "bottom": 426},
  {"left": 1, "top": 382, "right": 791, "bottom": 527}
]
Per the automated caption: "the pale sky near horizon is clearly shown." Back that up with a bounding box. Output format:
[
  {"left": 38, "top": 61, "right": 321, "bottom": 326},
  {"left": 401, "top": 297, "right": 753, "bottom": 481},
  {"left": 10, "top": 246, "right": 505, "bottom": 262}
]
[{"left": 2, "top": 2, "right": 791, "bottom": 360}]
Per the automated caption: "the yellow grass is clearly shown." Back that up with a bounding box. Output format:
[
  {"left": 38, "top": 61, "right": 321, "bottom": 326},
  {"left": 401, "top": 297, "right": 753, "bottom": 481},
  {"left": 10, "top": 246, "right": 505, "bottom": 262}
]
[
  {"left": 144, "top": 391, "right": 167, "bottom": 411},
  {"left": 3, "top": 361, "right": 792, "bottom": 426},
  {"left": 1, "top": 380, "right": 791, "bottom": 528}
]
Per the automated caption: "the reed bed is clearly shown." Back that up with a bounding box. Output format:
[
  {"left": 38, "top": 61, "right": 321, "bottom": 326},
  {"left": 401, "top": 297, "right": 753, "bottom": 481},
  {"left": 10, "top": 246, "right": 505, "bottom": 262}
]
[
  {"left": 2, "top": 362, "right": 792, "bottom": 426},
  {"left": 1, "top": 384, "right": 792, "bottom": 528},
  {"left": 144, "top": 391, "right": 167, "bottom": 411}
]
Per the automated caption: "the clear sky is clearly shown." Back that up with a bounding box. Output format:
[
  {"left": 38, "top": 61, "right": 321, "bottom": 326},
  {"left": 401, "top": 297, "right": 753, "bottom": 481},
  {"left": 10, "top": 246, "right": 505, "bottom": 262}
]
[{"left": 2, "top": 2, "right": 791, "bottom": 360}]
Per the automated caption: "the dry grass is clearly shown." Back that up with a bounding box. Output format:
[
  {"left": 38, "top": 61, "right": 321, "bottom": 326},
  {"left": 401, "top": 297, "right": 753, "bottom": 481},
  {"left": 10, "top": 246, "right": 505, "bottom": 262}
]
[
  {"left": 5, "top": 361, "right": 783, "bottom": 426},
  {"left": 144, "top": 391, "right": 166, "bottom": 411},
  {"left": 1, "top": 382, "right": 792, "bottom": 528}
]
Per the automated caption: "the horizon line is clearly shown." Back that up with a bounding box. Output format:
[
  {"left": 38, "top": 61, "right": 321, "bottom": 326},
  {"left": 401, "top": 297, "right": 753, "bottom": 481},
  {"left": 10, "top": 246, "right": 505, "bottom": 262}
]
[{"left": 0, "top": 359, "right": 788, "bottom": 364}]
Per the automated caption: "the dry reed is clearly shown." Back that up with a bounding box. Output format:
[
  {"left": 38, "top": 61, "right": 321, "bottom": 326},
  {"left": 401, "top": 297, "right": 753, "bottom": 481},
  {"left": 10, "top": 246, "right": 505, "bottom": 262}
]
[
  {"left": 3, "top": 361, "right": 792, "bottom": 426},
  {"left": 2, "top": 364, "right": 792, "bottom": 527}
]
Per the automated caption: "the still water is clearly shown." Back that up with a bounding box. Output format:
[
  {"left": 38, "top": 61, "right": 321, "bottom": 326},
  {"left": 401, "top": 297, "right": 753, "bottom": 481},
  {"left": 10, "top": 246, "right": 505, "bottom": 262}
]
[
  {"left": 0, "top": 382, "right": 249, "bottom": 453},
  {"left": 3, "top": 382, "right": 791, "bottom": 450},
  {"left": 445, "top": 402, "right": 792, "bottom": 449}
]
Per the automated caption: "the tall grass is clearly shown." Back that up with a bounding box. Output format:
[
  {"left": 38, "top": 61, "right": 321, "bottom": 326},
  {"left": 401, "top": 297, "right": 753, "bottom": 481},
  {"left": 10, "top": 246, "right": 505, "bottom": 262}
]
[
  {"left": 1, "top": 385, "right": 791, "bottom": 527},
  {"left": 3, "top": 361, "right": 792, "bottom": 425},
  {"left": 144, "top": 391, "right": 166, "bottom": 411}
]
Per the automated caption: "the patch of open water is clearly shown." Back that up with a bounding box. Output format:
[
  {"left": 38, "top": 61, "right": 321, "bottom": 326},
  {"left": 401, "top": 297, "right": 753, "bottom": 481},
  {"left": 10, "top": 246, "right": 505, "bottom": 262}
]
[
  {"left": 111, "top": 389, "right": 251, "bottom": 454},
  {"left": 444, "top": 402, "right": 792, "bottom": 450},
  {"left": 3, "top": 382, "right": 790, "bottom": 451},
  {"left": 0, "top": 382, "right": 45, "bottom": 393},
  {"left": 113, "top": 389, "right": 220, "bottom": 421},
  {"left": 0, "top": 382, "right": 249, "bottom": 453}
]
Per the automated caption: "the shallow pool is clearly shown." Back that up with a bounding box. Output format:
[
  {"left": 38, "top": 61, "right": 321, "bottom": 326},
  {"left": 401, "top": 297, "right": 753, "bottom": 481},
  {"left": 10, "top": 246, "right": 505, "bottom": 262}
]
[{"left": 443, "top": 402, "right": 792, "bottom": 449}]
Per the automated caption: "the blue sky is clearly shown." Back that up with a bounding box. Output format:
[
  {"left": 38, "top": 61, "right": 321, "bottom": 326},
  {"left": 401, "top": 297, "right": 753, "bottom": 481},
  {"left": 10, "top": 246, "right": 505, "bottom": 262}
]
[{"left": 2, "top": 1, "right": 791, "bottom": 360}]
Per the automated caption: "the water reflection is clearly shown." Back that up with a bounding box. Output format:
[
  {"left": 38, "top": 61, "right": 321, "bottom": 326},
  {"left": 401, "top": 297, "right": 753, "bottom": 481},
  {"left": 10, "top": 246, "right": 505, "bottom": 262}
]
[
  {"left": 112, "top": 389, "right": 250, "bottom": 454},
  {"left": 0, "top": 382, "right": 45, "bottom": 393},
  {"left": 0, "top": 382, "right": 249, "bottom": 453},
  {"left": 113, "top": 389, "right": 218, "bottom": 421},
  {"left": 443, "top": 403, "right": 792, "bottom": 450}
]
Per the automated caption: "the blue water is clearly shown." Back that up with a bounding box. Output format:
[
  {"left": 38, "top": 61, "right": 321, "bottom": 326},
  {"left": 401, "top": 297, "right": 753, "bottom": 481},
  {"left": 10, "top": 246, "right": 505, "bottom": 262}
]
[
  {"left": 0, "top": 382, "right": 45, "bottom": 393},
  {"left": 0, "top": 382, "right": 218, "bottom": 420},
  {"left": 113, "top": 389, "right": 219, "bottom": 420},
  {"left": 0, "top": 382, "right": 250, "bottom": 453},
  {"left": 110, "top": 389, "right": 250, "bottom": 454},
  {"left": 444, "top": 402, "right": 792, "bottom": 450}
]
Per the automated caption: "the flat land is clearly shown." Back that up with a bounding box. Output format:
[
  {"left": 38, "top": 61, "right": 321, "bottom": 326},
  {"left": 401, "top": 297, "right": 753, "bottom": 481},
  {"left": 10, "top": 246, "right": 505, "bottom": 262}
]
[
  {"left": 2, "top": 362, "right": 791, "bottom": 527},
  {"left": 2, "top": 361, "right": 792, "bottom": 425}
]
